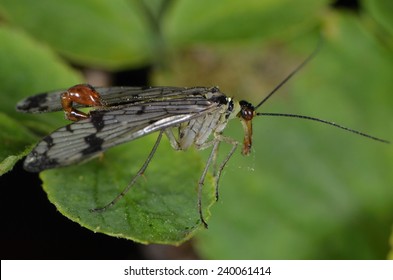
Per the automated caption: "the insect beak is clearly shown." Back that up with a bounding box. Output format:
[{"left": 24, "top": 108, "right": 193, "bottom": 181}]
[
  {"left": 240, "top": 118, "right": 253, "bottom": 155},
  {"left": 237, "top": 100, "right": 256, "bottom": 155}
]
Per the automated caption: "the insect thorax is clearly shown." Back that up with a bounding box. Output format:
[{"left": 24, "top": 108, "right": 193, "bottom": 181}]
[{"left": 170, "top": 93, "right": 239, "bottom": 151}]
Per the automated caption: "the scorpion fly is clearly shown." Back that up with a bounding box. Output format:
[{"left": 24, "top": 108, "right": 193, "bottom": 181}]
[{"left": 16, "top": 49, "right": 389, "bottom": 228}]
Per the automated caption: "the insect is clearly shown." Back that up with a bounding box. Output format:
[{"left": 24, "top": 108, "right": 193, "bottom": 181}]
[{"left": 16, "top": 50, "right": 389, "bottom": 228}]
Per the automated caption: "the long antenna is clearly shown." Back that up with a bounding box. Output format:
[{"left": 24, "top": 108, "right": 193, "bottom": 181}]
[
  {"left": 254, "top": 40, "right": 321, "bottom": 110},
  {"left": 257, "top": 112, "right": 390, "bottom": 144}
]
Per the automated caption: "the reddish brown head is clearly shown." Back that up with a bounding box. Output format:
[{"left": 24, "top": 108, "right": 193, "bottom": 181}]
[{"left": 237, "top": 100, "right": 256, "bottom": 155}]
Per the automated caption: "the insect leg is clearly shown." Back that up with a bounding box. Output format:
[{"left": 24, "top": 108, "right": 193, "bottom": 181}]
[
  {"left": 90, "top": 130, "right": 164, "bottom": 213},
  {"left": 211, "top": 142, "right": 219, "bottom": 179},
  {"left": 197, "top": 135, "right": 239, "bottom": 201},
  {"left": 198, "top": 140, "right": 220, "bottom": 228},
  {"left": 212, "top": 135, "right": 238, "bottom": 202},
  {"left": 164, "top": 128, "right": 181, "bottom": 150}
]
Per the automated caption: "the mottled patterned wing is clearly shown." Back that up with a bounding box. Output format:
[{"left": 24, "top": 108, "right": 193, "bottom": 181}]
[
  {"left": 16, "top": 86, "right": 217, "bottom": 113},
  {"left": 23, "top": 96, "right": 223, "bottom": 172}
]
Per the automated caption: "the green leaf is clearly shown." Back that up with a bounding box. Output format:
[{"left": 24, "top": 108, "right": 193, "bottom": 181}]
[
  {"left": 0, "top": 25, "right": 82, "bottom": 173},
  {"left": 164, "top": 0, "right": 328, "bottom": 45},
  {"left": 0, "top": 0, "right": 153, "bottom": 69},
  {"left": 0, "top": 113, "right": 36, "bottom": 175},
  {"left": 363, "top": 0, "right": 393, "bottom": 38},
  {"left": 389, "top": 227, "right": 393, "bottom": 260},
  {"left": 0, "top": 26, "right": 82, "bottom": 122},
  {"left": 41, "top": 135, "right": 215, "bottom": 244}
]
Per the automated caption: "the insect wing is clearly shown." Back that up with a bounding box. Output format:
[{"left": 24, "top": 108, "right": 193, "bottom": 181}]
[
  {"left": 23, "top": 96, "right": 223, "bottom": 172},
  {"left": 16, "top": 89, "right": 67, "bottom": 113},
  {"left": 16, "top": 86, "right": 216, "bottom": 113}
]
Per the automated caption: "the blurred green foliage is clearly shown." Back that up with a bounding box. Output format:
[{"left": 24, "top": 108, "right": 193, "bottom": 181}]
[{"left": 0, "top": 0, "right": 392, "bottom": 258}]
